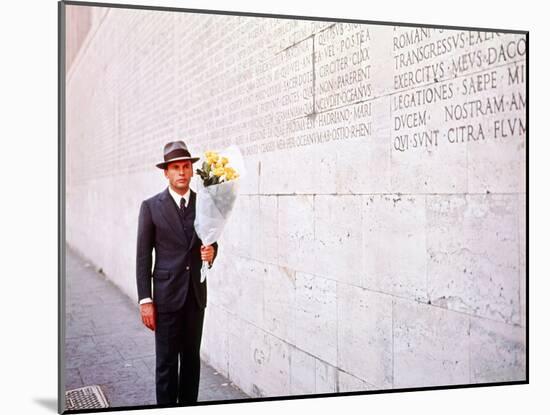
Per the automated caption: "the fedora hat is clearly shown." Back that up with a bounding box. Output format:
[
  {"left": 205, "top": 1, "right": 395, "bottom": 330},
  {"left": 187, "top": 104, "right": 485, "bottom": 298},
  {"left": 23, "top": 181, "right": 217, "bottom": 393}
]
[{"left": 156, "top": 140, "right": 200, "bottom": 169}]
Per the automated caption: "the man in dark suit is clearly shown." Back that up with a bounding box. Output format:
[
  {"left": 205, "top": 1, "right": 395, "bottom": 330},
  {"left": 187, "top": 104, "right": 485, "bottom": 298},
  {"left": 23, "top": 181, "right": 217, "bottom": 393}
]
[{"left": 136, "top": 140, "right": 218, "bottom": 405}]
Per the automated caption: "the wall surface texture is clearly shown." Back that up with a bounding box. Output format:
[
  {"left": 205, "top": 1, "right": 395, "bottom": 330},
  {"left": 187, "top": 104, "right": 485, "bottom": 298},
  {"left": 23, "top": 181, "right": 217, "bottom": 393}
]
[{"left": 66, "top": 5, "right": 526, "bottom": 398}]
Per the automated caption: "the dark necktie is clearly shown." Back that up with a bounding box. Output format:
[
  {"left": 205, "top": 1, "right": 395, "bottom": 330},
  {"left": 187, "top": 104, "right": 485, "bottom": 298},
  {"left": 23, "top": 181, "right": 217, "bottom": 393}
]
[{"left": 179, "top": 197, "right": 191, "bottom": 240}]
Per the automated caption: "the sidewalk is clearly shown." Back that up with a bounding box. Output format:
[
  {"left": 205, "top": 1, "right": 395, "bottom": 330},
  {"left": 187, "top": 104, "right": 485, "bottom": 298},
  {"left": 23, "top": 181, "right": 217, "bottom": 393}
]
[{"left": 64, "top": 246, "right": 249, "bottom": 408}]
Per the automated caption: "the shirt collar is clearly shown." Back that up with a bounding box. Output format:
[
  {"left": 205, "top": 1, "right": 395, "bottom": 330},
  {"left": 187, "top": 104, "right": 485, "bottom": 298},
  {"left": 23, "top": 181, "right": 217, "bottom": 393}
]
[{"left": 168, "top": 186, "right": 190, "bottom": 208}]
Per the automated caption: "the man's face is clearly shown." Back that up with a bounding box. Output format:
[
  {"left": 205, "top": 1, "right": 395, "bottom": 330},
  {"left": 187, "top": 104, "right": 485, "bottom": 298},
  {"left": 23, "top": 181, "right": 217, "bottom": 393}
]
[{"left": 164, "top": 160, "right": 193, "bottom": 194}]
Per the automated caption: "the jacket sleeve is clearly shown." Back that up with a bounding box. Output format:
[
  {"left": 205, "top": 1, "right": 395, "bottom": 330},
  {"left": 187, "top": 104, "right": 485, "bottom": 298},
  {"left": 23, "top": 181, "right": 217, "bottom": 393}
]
[
  {"left": 208, "top": 242, "right": 218, "bottom": 269},
  {"left": 210, "top": 241, "right": 219, "bottom": 268},
  {"left": 136, "top": 200, "right": 155, "bottom": 302}
]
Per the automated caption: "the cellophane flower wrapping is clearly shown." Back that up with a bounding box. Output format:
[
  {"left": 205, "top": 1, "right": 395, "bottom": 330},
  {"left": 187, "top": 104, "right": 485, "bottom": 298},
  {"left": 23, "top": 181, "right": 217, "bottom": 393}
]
[
  {"left": 194, "top": 178, "right": 239, "bottom": 247},
  {"left": 193, "top": 145, "right": 244, "bottom": 281}
]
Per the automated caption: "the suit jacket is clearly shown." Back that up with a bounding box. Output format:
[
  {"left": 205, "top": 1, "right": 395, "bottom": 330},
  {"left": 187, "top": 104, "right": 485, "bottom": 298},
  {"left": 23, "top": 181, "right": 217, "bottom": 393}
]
[{"left": 136, "top": 187, "right": 217, "bottom": 312}]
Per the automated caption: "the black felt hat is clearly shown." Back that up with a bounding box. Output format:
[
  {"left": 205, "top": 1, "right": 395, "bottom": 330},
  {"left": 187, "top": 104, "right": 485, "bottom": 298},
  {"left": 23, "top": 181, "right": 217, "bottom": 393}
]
[{"left": 156, "top": 141, "right": 200, "bottom": 169}]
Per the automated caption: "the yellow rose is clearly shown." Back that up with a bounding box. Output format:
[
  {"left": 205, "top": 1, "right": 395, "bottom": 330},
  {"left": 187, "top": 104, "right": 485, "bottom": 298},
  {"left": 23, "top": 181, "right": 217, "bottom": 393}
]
[
  {"left": 225, "top": 166, "right": 240, "bottom": 180},
  {"left": 213, "top": 167, "right": 225, "bottom": 177},
  {"left": 221, "top": 157, "right": 229, "bottom": 166},
  {"left": 206, "top": 153, "right": 219, "bottom": 165}
]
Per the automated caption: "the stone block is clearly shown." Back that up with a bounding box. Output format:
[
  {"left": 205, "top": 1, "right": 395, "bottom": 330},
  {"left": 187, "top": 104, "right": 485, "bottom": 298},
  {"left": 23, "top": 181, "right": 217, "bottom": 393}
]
[
  {"left": 232, "top": 257, "right": 265, "bottom": 328},
  {"left": 469, "top": 317, "right": 526, "bottom": 383},
  {"left": 328, "top": 97, "right": 392, "bottom": 194},
  {"left": 227, "top": 318, "right": 257, "bottom": 396},
  {"left": 337, "top": 284, "right": 393, "bottom": 388},
  {"left": 315, "top": 359, "right": 338, "bottom": 394},
  {"left": 264, "top": 263, "right": 296, "bottom": 344},
  {"left": 206, "top": 251, "right": 240, "bottom": 311},
  {"left": 259, "top": 196, "right": 279, "bottom": 264},
  {"left": 218, "top": 200, "right": 241, "bottom": 255},
  {"left": 289, "top": 346, "right": 316, "bottom": 395},
  {"left": 337, "top": 370, "right": 379, "bottom": 393},
  {"left": 240, "top": 154, "right": 261, "bottom": 195},
  {"left": 390, "top": 117, "right": 469, "bottom": 193},
  {"left": 294, "top": 273, "right": 338, "bottom": 366},
  {"left": 464, "top": 61, "right": 526, "bottom": 194},
  {"left": 314, "top": 195, "right": 363, "bottom": 286},
  {"left": 289, "top": 347, "right": 339, "bottom": 395},
  {"left": 227, "top": 319, "right": 290, "bottom": 397},
  {"left": 223, "top": 195, "right": 260, "bottom": 260},
  {"left": 259, "top": 98, "right": 392, "bottom": 196},
  {"left": 202, "top": 304, "right": 231, "bottom": 378},
  {"left": 259, "top": 140, "right": 338, "bottom": 195},
  {"left": 518, "top": 193, "right": 526, "bottom": 327},
  {"left": 393, "top": 298, "right": 470, "bottom": 388},
  {"left": 278, "top": 196, "right": 316, "bottom": 274},
  {"left": 427, "top": 194, "right": 520, "bottom": 324},
  {"left": 363, "top": 195, "right": 428, "bottom": 301},
  {"left": 310, "top": 27, "right": 396, "bottom": 197},
  {"left": 314, "top": 23, "right": 376, "bottom": 112},
  {"left": 206, "top": 254, "right": 264, "bottom": 328}
]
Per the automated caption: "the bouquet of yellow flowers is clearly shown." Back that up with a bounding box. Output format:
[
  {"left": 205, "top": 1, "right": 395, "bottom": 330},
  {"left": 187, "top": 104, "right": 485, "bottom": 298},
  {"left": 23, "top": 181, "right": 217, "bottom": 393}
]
[
  {"left": 194, "top": 146, "right": 244, "bottom": 282},
  {"left": 195, "top": 151, "right": 240, "bottom": 186}
]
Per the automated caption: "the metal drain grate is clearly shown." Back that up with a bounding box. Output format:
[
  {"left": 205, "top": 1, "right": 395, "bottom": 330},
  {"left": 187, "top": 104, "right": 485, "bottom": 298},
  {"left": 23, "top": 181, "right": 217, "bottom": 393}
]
[{"left": 65, "top": 385, "right": 109, "bottom": 410}]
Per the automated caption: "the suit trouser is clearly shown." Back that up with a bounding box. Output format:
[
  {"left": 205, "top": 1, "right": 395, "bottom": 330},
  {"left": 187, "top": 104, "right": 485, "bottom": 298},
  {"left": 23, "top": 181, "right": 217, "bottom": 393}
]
[{"left": 155, "top": 290, "right": 205, "bottom": 405}]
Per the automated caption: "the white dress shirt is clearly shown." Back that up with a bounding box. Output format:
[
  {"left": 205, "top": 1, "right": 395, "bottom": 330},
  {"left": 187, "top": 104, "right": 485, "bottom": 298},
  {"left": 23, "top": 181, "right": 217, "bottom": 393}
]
[
  {"left": 168, "top": 186, "right": 190, "bottom": 210},
  {"left": 139, "top": 187, "right": 190, "bottom": 305}
]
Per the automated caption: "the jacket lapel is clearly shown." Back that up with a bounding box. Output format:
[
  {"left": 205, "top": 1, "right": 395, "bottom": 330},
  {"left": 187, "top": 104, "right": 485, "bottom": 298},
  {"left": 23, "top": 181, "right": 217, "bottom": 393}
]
[
  {"left": 158, "top": 187, "right": 188, "bottom": 245},
  {"left": 185, "top": 190, "right": 199, "bottom": 254}
]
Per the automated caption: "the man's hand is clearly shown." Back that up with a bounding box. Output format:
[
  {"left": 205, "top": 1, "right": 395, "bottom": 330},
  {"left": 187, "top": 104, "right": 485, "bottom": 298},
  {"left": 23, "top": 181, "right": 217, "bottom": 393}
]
[
  {"left": 140, "top": 302, "right": 156, "bottom": 331},
  {"left": 201, "top": 245, "right": 215, "bottom": 264}
]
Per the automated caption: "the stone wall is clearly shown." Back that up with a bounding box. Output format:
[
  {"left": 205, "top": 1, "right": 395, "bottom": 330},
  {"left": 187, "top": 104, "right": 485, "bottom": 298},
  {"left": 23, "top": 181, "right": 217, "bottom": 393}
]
[{"left": 65, "top": 5, "right": 526, "bottom": 397}]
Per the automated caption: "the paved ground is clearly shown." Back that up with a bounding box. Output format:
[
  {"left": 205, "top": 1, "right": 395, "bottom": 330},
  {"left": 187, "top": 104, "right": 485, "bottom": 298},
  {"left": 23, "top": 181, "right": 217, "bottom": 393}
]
[{"left": 64, "top": 246, "right": 249, "bottom": 409}]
